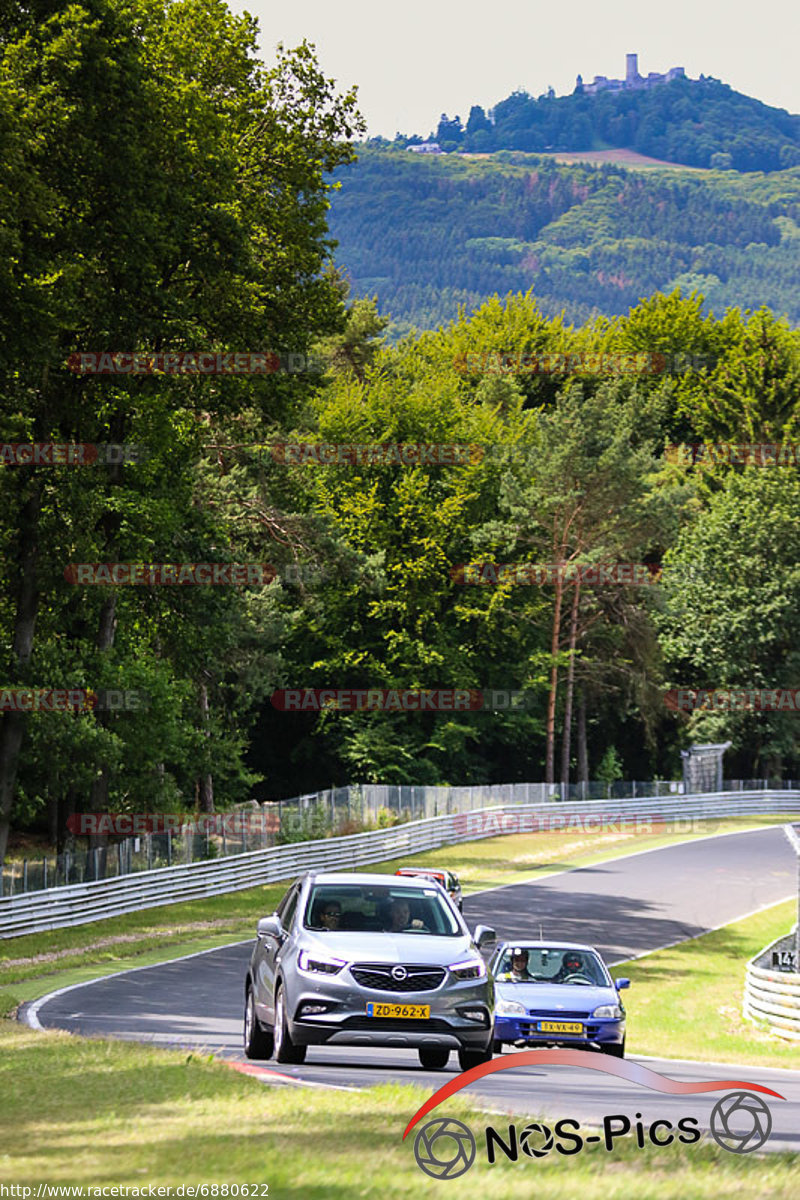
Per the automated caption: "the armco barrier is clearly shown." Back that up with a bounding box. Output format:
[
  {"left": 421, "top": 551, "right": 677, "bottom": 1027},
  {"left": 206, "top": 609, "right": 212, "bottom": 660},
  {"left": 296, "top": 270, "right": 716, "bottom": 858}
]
[
  {"left": 744, "top": 933, "right": 800, "bottom": 1041},
  {"left": 1, "top": 789, "right": 799, "bottom": 939}
]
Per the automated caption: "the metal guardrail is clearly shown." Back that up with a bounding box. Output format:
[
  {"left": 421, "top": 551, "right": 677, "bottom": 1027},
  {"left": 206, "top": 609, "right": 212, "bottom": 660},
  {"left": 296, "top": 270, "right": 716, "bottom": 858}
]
[
  {"left": 744, "top": 934, "right": 800, "bottom": 1041},
  {"left": 2, "top": 789, "right": 799, "bottom": 939},
  {"left": 5, "top": 777, "right": 800, "bottom": 897}
]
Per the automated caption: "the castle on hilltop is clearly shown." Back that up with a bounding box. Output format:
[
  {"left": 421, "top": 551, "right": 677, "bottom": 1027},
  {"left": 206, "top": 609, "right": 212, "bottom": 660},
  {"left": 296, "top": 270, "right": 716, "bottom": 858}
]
[{"left": 576, "top": 53, "right": 686, "bottom": 96}]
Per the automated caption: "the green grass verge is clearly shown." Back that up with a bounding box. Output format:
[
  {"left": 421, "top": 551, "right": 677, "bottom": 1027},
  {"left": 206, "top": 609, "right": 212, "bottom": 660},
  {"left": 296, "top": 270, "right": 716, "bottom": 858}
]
[
  {"left": 1, "top": 814, "right": 794, "bottom": 1004},
  {"left": 1, "top": 1019, "right": 798, "bottom": 1195},
  {"left": 612, "top": 897, "right": 800, "bottom": 1069}
]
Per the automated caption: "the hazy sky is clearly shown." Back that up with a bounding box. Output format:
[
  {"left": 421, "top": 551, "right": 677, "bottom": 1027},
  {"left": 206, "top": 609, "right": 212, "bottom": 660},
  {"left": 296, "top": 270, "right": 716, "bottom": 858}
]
[{"left": 235, "top": 0, "right": 800, "bottom": 139}]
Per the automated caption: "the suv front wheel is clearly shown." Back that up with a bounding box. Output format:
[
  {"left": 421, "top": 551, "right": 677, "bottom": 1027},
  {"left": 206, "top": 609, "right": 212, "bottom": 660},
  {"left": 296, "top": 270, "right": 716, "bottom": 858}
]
[{"left": 274, "top": 985, "right": 307, "bottom": 1064}]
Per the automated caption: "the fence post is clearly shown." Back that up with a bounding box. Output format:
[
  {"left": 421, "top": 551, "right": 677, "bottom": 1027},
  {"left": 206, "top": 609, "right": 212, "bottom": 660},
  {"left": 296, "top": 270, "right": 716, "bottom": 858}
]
[
  {"left": 167, "top": 831, "right": 172, "bottom": 866},
  {"left": 23, "top": 859, "right": 28, "bottom": 893},
  {"left": 43, "top": 857, "right": 47, "bottom": 890}
]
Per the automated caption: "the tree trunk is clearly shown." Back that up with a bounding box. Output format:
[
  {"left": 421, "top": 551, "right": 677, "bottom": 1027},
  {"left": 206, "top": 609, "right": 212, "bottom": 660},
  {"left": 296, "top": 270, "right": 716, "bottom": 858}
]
[
  {"left": 545, "top": 564, "right": 564, "bottom": 784},
  {"left": 560, "top": 580, "right": 581, "bottom": 785},
  {"left": 0, "top": 484, "right": 42, "bottom": 867},
  {"left": 577, "top": 686, "right": 589, "bottom": 786},
  {"left": 198, "top": 681, "right": 214, "bottom": 813},
  {"left": 85, "top": 593, "right": 118, "bottom": 879}
]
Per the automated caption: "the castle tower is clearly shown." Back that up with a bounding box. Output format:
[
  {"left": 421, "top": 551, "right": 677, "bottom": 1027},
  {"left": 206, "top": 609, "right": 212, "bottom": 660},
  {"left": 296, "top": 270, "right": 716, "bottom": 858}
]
[{"left": 626, "top": 53, "right": 639, "bottom": 84}]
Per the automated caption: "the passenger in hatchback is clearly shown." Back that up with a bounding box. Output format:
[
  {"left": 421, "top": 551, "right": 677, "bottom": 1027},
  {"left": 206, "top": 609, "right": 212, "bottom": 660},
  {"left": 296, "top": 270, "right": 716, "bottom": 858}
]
[{"left": 498, "top": 947, "right": 533, "bottom": 981}]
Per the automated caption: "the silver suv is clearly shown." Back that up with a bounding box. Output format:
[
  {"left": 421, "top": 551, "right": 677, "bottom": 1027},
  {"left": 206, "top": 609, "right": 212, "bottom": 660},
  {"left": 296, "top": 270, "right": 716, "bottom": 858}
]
[{"left": 244, "top": 871, "right": 496, "bottom": 1071}]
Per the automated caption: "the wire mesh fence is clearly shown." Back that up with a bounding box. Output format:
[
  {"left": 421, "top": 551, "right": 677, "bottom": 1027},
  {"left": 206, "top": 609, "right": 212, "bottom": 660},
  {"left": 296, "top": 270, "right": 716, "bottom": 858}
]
[{"left": 3, "top": 777, "right": 797, "bottom": 897}]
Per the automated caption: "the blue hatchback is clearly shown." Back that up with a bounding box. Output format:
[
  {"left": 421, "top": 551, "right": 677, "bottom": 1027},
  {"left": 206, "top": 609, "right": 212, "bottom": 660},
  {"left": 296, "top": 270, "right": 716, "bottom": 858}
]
[{"left": 489, "top": 941, "right": 629, "bottom": 1057}]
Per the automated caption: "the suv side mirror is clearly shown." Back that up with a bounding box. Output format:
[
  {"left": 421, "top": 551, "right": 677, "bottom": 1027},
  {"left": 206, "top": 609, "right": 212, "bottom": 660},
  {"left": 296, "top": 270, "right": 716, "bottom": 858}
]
[
  {"left": 615, "top": 977, "right": 630, "bottom": 990},
  {"left": 474, "top": 925, "right": 497, "bottom": 949},
  {"left": 257, "top": 915, "right": 283, "bottom": 940}
]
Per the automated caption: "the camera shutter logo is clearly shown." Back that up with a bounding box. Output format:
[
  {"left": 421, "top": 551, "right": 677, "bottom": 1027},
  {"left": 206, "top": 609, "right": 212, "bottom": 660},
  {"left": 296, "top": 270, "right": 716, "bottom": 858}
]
[
  {"left": 520, "top": 1121, "right": 555, "bottom": 1157},
  {"left": 414, "top": 1117, "right": 476, "bottom": 1179},
  {"left": 709, "top": 1092, "right": 772, "bottom": 1153}
]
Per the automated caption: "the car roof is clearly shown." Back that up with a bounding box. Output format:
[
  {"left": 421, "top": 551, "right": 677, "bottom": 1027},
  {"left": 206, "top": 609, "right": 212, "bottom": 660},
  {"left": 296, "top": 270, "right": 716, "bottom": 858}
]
[
  {"left": 396, "top": 867, "right": 448, "bottom": 877},
  {"left": 494, "top": 940, "right": 600, "bottom": 953},
  {"left": 307, "top": 871, "right": 444, "bottom": 888}
]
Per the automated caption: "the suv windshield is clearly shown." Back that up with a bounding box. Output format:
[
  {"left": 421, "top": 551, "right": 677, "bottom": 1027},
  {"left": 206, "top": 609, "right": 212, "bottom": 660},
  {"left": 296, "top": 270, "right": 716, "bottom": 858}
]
[{"left": 305, "top": 884, "right": 461, "bottom": 935}]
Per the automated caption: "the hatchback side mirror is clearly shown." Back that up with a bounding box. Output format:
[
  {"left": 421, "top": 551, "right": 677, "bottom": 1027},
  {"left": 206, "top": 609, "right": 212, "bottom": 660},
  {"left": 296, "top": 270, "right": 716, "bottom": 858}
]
[
  {"left": 474, "top": 925, "right": 497, "bottom": 949},
  {"left": 615, "top": 977, "right": 630, "bottom": 990}
]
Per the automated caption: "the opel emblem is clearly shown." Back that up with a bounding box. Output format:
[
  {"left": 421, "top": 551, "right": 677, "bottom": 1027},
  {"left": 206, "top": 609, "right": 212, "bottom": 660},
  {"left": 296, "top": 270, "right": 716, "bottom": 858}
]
[{"left": 392, "top": 965, "right": 408, "bottom": 981}]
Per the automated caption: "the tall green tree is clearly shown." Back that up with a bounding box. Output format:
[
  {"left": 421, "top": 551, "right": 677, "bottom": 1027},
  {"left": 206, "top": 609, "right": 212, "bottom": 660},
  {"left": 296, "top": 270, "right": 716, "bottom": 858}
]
[{"left": 0, "top": 0, "right": 363, "bottom": 863}]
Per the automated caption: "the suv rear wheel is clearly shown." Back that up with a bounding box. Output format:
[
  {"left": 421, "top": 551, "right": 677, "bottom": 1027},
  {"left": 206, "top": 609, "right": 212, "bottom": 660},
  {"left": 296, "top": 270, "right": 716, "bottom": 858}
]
[
  {"left": 458, "top": 1044, "right": 493, "bottom": 1071},
  {"left": 274, "top": 984, "right": 307, "bottom": 1064},
  {"left": 418, "top": 1045, "right": 450, "bottom": 1070}
]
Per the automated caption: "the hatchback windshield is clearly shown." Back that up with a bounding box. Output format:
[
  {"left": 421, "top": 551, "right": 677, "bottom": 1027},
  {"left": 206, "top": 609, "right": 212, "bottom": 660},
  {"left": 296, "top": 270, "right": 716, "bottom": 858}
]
[
  {"left": 496, "top": 946, "right": 609, "bottom": 985},
  {"left": 305, "top": 884, "right": 461, "bottom": 936}
]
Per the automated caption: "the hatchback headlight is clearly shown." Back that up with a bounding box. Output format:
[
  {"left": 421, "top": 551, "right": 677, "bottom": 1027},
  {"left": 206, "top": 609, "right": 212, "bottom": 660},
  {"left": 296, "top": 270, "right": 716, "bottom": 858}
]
[
  {"left": 449, "top": 957, "right": 486, "bottom": 980},
  {"left": 297, "top": 950, "right": 346, "bottom": 975},
  {"left": 592, "top": 1004, "right": 623, "bottom": 1019},
  {"left": 496, "top": 998, "right": 526, "bottom": 1016}
]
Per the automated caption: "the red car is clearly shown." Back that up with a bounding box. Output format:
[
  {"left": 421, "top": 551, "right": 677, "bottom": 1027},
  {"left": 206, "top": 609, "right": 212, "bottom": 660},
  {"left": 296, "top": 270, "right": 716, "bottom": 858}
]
[{"left": 395, "top": 867, "right": 463, "bottom": 911}]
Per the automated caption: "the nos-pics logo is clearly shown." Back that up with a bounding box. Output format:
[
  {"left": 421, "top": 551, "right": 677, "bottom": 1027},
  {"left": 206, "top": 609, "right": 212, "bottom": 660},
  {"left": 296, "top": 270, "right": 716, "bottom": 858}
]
[{"left": 404, "top": 1051, "right": 783, "bottom": 1179}]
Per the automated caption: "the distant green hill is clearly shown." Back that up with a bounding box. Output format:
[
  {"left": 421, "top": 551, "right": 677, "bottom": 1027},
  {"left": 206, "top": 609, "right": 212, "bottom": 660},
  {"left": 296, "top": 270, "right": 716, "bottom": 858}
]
[
  {"left": 420, "top": 77, "right": 800, "bottom": 172},
  {"left": 327, "top": 149, "right": 800, "bottom": 334}
]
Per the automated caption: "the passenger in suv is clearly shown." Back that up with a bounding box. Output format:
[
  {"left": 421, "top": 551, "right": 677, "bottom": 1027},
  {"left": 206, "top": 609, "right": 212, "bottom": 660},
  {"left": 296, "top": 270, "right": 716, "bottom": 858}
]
[{"left": 244, "top": 871, "right": 496, "bottom": 1072}]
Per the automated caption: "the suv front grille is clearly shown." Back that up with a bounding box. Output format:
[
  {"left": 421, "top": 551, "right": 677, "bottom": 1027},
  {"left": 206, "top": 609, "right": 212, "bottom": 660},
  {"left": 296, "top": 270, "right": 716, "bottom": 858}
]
[{"left": 351, "top": 963, "right": 446, "bottom": 993}]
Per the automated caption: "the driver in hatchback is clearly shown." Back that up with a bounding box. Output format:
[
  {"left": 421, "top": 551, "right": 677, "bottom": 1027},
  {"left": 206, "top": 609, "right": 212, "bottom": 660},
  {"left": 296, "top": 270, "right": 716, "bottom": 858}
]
[{"left": 555, "top": 951, "right": 585, "bottom": 981}]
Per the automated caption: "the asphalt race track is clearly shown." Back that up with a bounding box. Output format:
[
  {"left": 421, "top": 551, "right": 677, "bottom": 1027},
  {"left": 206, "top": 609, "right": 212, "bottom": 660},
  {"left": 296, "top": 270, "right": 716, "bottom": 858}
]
[{"left": 23, "top": 827, "right": 800, "bottom": 1153}]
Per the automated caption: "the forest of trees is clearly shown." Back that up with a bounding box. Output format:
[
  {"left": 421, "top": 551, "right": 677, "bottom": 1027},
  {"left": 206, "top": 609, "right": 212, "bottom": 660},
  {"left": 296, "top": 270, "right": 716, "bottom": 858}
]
[
  {"left": 4, "top": 2, "right": 800, "bottom": 861},
  {"left": 411, "top": 76, "right": 800, "bottom": 172},
  {"left": 327, "top": 149, "right": 800, "bottom": 334}
]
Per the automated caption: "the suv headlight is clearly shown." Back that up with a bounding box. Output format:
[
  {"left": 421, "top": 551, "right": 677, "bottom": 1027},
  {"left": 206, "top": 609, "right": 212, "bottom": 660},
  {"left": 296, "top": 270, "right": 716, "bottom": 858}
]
[
  {"left": 449, "top": 957, "right": 486, "bottom": 980},
  {"left": 496, "top": 998, "right": 526, "bottom": 1016},
  {"left": 297, "top": 950, "right": 346, "bottom": 975},
  {"left": 592, "top": 1004, "right": 623, "bottom": 1019}
]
